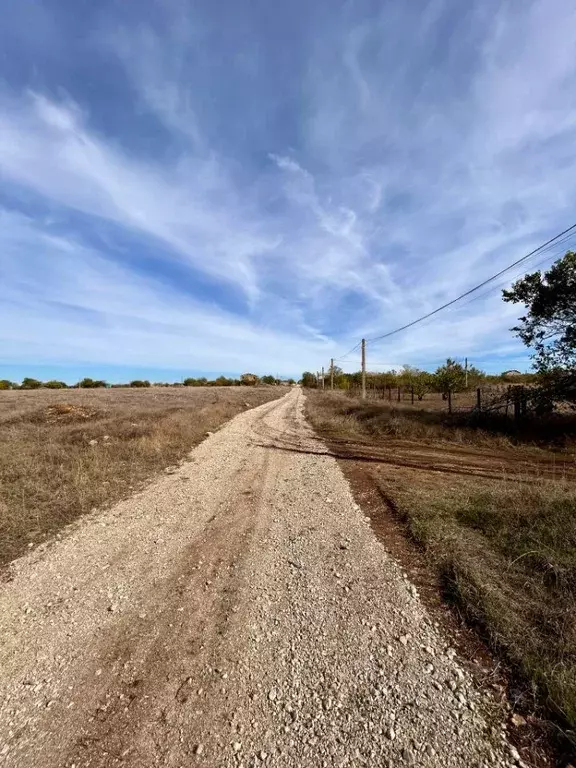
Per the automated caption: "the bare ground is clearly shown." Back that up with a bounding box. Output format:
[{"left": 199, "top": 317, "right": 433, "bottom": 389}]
[{"left": 1, "top": 389, "right": 521, "bottom": 767}]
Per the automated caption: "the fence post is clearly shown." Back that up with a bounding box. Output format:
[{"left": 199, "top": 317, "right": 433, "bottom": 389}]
[
  {"left": 361, "top": 338, "right": 366, "bottom": 400},
  {"left": 411, "top": 386, "right": 414, "bottom": 405},
  {"left": 513, "top": 387, "right": 521, "bottom": 422},
  {"left": 397, "top": 386, "right": 401, "bottom": 402},
  {"left": 476, "top": 387, "right": 481, "bottom": 411},
  {"left": 521, "top": 386, "right": 528, "bottom": 418},
  {"left": 448, "top": 389, "right": 452, "bottom": 414}
]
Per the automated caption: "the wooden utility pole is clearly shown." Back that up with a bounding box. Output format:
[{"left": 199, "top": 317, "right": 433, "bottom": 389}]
[
  {"left": 361, "top": 339, "right": 366, "bottom": 400},
  {"left": 330, "top": 358, "right": 334, "bottom": 391},
  {"left": 321, "top": 366, "right": 325, "bottom": 390},
  {"left": 465, "top": 357, "right": 468, "bottom": 389}
]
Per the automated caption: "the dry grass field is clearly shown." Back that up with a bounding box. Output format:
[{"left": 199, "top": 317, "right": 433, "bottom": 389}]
[
  {"left": 306, "top": 390, "right": 576, "bottom": 739},
  {"left": 0, "top": 386, "right": 283, "bottom": 568}
]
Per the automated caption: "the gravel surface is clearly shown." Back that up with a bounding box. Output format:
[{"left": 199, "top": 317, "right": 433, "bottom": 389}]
[{"left": 0, "top": 388, "right": 521, "bottom": 767}]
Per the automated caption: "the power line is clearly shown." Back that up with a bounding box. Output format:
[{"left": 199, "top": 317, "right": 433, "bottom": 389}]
[
  {"left": 365, "top": 222, "right": 576, "bottom": 344},
  {"left": 454, "top": 233, "right": 576, "bottom": 313},
  {"left": 334, "top": 340, "right": 362, "bottom": 362}
]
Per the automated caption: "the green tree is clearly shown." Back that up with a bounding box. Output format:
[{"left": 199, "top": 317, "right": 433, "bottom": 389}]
[
  {"left": 466, "top": 365, "right": 485, "bottom": 388},
  {"left": 0, "top": 379, "right": 14, "bottom": 390},
  {"left": 77, "top": 377, "right": 106, "bottom": 388},
  {"left": 301, "top": 371, "right": 316, "bottom": 388},
  {"left": 503, "top": 251, "right": 576, "bottom": 372},
  {"left": 261, "top": 375, "right": 276, "bottom": 385},
  {"left": 44, "top": 380, "right": 68, "bottom": 389},
  {"left": 130, "top": 380, "right": 151, "bottom": 388},
  {"left": 214, "top": 376, "right": 233, "bottom": 386},
  {"left": 183, "top": 377, "right": 197, "bottom": 386},
  {"left": 433, "top": 359, "right": 466, "bottom": 395},
  {"left": 21, "top": 377, "right": 42, "bottom": 389}
]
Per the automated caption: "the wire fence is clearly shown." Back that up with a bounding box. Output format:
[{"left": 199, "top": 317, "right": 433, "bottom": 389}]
[{"left": 345, "top": 383, "right": 538, "bottom": 420}]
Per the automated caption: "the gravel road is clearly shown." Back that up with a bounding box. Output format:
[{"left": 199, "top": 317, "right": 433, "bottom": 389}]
[{"left": 0, "top": 388, "right": 521, "bottom": 767}]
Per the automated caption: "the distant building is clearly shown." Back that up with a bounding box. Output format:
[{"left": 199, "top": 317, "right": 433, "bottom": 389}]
[{"left": 502, "top": 369, "right": 522, "bottom": 379}]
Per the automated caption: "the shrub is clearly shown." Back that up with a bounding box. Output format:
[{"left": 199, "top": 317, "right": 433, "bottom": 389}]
[{"left": 21, "top": 378, "right": 42, "bottom": 389}]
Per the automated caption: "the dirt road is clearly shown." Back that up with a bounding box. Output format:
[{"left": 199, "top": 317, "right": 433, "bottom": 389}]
[{"left": 0, "top": 389, "right": 518, "bottom": 767}]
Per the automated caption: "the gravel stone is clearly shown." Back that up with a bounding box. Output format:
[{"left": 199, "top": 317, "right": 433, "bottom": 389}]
[{"left": 0, "top": 389, "right": 514, "bottom": 768}]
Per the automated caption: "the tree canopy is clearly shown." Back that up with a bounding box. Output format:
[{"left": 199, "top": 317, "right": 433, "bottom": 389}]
[
  {"left": 432, "top": 359, "right": 466, "bottom": 394},
  {"left": 503, "top": 251, "right": 576, "bottom": 373}
]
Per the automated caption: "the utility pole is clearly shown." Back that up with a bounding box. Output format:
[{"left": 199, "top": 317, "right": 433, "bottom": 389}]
[
  {"left": 465, "top": 357, "right": 468, "bottom": 389},
  {"left": 361, "top": 338, "right": 366, "bottom": 400},
  {"left": 321, "top": 366, "right": 325, "bottom": 390},
  {"left": 330, "top": 358, "right": 334, "bottom": 391}
]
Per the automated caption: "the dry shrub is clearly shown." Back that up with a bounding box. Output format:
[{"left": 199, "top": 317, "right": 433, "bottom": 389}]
[{"left": 0, "top": 387, "right": 282, "bottom": 567}]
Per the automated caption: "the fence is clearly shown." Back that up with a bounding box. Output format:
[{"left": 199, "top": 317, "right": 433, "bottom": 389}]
[{"left": 346, "top": 383, "right": 534, "bottom": 421}]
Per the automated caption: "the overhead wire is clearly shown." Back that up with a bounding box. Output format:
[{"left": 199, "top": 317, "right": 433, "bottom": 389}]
[
  {"left": 456, "top": 234, "right": 576, "bottom": 311},
  {"left": 333, "top": 340, "right": 362, "bottom": 362},
  {"left": 327, "top": 223, "right": 576, "bottom": 374},
  {"left": 364, "top": 222, "right": 576, "bottom": 344}
]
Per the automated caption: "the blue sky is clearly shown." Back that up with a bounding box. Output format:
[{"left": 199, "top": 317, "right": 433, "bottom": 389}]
[{"left": 1, "top": 0, "right": 576, "bottom": 383}]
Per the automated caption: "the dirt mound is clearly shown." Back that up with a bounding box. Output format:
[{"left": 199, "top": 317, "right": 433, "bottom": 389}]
[{"left": 44, "top": 403, "right": 101, "bottom": 422}]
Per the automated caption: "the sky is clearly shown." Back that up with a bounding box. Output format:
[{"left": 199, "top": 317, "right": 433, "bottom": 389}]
[{"left": 1, "top": 0, "right": 576, "bottom": 383}]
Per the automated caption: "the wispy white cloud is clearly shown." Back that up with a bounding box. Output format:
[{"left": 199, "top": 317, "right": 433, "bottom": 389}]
[
  {"left": 0, "top": 92, "right": 273, "bottom": 299},
  {"left": 0, "top": 211, "right": 331, "bottom": 375},
  {"left": 1, "top": 0, "right": 575, "bottom": 377}
]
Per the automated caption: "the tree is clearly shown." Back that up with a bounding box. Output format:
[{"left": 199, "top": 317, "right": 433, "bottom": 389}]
[
  {"left": 0, "top": 379, "right": 14, "bottom": 390},
  {"left": 240, "top": 373, "right": 259, "bottom": 386},
  {"left": 301, "top": 372, "right": 317, "bottom": 388},
  {"left": 466, "top": 365, "right": 485, "bottom": 389},
  {"left": 21, "top": 377, "right": 42, "bottom": 389},
  {"left": 503, "top": 251, "right": 576, "bottom": 372},
  {"left": 399, "top": 366, "right": 434, "bottom": 400},
  {"left": 261, "top": 375, "right": 276, "bottom": 385},
  {"left": 214, "top": 376, "right": 233, "bottom": 386},
  {"left": 433, "top": 359, "right": 466, "bottom": 395},
  {"left": 130, "top": 380, "right": 151, "bottom": 388},
  {"left": 77, "top": 377, "right": 107, "bottom": 388},
  {"left": 44, "top": 380, "right": 68, "bottom": 389}
]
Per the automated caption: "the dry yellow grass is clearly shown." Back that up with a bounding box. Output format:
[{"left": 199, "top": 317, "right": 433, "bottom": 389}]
[
  {"left": 0, "top": 387, "right": 282, "bottom": 567},
  {"left": 306, "top": 390, "right": 576, "bottom": 735}
]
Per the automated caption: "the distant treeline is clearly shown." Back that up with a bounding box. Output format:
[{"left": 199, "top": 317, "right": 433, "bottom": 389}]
[
  {"left": 0, "top": 373, "right": 296, "bottom": 391},
  {"left": 301, "top": 360, "right": 538, "bottom": 397}
]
